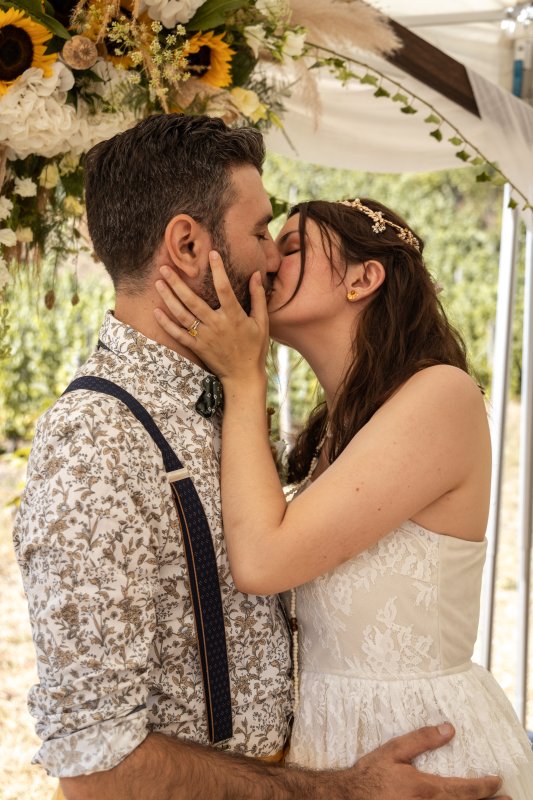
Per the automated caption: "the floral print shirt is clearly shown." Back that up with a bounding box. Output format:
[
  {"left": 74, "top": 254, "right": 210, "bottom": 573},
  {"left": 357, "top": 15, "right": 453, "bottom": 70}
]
[{"left": 13, "top": 312, "right": 292, "bottom": 778}]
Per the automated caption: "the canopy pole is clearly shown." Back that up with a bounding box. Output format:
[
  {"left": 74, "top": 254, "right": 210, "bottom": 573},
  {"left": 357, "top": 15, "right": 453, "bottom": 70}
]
[
  {"left": 480, "top": 184, "right": 520, "bottom": 669},
  {"left": 516, "top": 228, "right": 533, "bottom": 725},
  {"left": 277, "top": 345, "right": 292, "bottom": 442}
]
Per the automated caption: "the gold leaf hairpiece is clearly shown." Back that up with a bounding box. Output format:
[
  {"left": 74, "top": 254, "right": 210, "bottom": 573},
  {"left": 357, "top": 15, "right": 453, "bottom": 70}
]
[{"left": 339, "top": 198, "right": 421, "bottom": 252}]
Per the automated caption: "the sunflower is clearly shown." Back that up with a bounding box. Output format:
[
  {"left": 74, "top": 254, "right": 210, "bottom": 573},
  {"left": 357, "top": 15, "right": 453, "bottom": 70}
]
[
  {"left": 0, "top": 8, "right": 57, "bottom": 96},
  {"left": 186, "top": 31, "right": 234, "bottom": 89}
]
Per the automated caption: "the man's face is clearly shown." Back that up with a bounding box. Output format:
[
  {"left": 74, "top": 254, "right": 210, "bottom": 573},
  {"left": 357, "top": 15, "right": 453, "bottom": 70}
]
[{"left": 200, "top": 165, "right": 280, "bottom": 313}]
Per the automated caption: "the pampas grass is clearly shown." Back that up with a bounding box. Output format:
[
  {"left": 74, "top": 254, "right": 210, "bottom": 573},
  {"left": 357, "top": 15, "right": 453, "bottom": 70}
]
[{"left": 283, "top": 0, "right": 400, "bottom": 122}]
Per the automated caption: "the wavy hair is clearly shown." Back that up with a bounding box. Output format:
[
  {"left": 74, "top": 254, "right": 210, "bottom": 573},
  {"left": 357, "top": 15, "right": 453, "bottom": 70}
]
[{"left": 286, "top": 198, "right": 473, "bottom": 483}]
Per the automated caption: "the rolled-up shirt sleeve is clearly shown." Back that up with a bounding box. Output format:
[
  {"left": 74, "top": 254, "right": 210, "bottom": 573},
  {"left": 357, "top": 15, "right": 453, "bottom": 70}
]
[{"left": 13, "top": 392, "right": 163, "bottom": 777}]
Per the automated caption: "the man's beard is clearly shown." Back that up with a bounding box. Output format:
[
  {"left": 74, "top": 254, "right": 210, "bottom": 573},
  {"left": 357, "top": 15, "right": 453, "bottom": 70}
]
[{"left": 200, "top": 231, "right": 252, "bottom": 314}]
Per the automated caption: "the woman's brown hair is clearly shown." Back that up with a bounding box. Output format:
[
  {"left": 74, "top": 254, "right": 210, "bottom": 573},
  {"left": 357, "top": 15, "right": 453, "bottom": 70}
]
[{"left": 286, "top": 198, "right": 472, "bottom": 483}]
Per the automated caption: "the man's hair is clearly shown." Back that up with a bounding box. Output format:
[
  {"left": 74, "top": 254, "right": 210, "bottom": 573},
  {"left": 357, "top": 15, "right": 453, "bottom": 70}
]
[{"left": 84, "top": 114, "right": 265, "bottom": 291}]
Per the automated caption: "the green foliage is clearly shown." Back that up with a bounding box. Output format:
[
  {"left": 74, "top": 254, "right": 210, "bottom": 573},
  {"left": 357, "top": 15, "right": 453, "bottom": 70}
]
[
  {"left": 186, "top": 0, "right": 250, "bottom": 31},
  {"left": 0, "top": 261, "right": 113, "bottom": 446},
  {"left": 262, "top": 152, "right": 526, "bottom": 432},
  {"left": 0, "top": 155, "right": 527, "bottom": 447}
]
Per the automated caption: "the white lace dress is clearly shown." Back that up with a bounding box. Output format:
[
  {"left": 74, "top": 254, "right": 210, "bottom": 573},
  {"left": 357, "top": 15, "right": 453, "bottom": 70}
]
[{"left": 285, "top": 519, "right": 533, "bottom": 798}]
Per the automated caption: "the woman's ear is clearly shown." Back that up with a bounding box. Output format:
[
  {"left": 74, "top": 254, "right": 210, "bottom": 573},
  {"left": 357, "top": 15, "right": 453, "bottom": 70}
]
[
  {"left": 164, "top": 214, "right": 211, "bottom": 279},
  {"left": 346, "top": 259, "right": 385, "bottom": 299}
]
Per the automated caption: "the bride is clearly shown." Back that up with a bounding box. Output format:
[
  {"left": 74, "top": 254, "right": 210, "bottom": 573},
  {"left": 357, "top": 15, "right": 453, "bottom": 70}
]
[{"left": 154, "top": 196, "right": 533, "bottom": 797}]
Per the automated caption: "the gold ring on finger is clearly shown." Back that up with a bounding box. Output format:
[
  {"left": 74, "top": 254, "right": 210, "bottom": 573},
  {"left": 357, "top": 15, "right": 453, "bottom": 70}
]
[{"left": 187, "top": 318, "right": 201, "bottom": 337}]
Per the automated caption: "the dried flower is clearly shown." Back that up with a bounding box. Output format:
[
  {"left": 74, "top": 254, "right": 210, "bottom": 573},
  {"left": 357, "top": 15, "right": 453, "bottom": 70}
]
[
  {"left": 62, "top": 35, "right": 99, "bottom": 70},
  {"left": 39, "top": 163, "right": 60, "bottom": 189},
  {"left": 64, "top": 195, "right": 84, "bottom": 216},
  {"left": 44, "top": 289, "right": 55, "bottom": 309},
  {"left": 16, "top": 227, "right": 34, "bottom": 243}
]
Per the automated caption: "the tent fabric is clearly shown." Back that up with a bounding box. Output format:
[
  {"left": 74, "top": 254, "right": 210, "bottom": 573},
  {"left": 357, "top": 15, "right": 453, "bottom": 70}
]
[
  {"left": 265, "top": 0, "right": 532, "bottom": 203},
  {"left": 468, "top": 67, "right": 533, "bottom": 230}
]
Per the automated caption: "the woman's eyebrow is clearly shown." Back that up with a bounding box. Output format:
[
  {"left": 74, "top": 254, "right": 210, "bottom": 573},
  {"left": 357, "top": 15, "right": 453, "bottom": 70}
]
[{"left": 277, "top": 228, "right": 299, "bottom": 246}]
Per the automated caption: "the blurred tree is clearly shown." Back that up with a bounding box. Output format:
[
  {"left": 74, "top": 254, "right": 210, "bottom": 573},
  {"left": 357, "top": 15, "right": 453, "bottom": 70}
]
[{"left": 0, "top": 261, "right": 113, "bottom": 446}]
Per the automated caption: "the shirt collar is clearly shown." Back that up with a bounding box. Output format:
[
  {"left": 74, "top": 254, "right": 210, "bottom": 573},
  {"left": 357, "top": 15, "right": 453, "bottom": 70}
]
[{"left": 98, "top": 310, "right": 213, "bottom": 410}]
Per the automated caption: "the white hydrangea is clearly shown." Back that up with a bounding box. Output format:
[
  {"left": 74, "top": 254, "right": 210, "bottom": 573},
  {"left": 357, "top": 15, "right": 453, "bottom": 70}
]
[
  {"left": 139, "top": 0, "right": 204, "bottom": 28},
  {"left": 0, "top": 197, "right": 13, "bottom": 221},
  {"left": 282, "top": 30, "right": 306, "bottom": 58},
  {"left": 0, "top": 257, "right": 10, "bottom": 290},
  {"left": 0, "top": 228, "right": 17, "bottom": 247},
  {"left": 0, "top": 61, "right": 138, "bottom": 160},
  {"left": 14, "top": 178, "right": 37, "bottom": 197},
  {"left": 244, "top": 25, "right": 268, "bottom": 58}
]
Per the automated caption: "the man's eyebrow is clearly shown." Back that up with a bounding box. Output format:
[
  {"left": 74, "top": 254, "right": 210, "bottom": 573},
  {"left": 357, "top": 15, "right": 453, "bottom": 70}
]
[{"left": 253, "top": 213, "right": 273, "bottom": 229}]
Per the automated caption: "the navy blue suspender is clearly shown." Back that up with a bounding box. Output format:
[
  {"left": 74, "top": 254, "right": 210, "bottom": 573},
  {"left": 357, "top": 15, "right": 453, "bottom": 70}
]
[{"left": 64, "top": 376, "right": 233, "bottom": 744}]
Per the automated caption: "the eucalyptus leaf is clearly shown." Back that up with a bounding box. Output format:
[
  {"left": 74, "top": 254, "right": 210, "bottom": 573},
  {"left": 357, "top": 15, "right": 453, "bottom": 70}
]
[
  {"left": 270, "top": 196, "right": 289, "bottom": 219},
  {"left": 360, "top": 73, "right": 378, "bottom": 86},
  {"left": 186, "top": 0, "right": 246, "bottom": 31},
  {"left": 449, "top": 136, "right": 463, "bottom": 146},
  {"left": 391, "top": 92, "right": 408, "bottom": 103},
  {"left": 455, "top": 150, "right": 470, "bottom": 162},
  {"left": 400, "top": 105, "right": 417, "bottom": 114},
  {"left": 508, "top": 198, "right": 518, "bottom": 209},
  {"left": 374, "top": 86, "right": 390, "bottom": 98},
  {"left": 476, "top": 172, "right": 491, "bottom": 182},
  {"left": 424, "top": 113, "right": 441, "bottom": 124},
  {"left": 471, "top": 156, "right": 485, "bottom": 166},
  {"left": 429, "top": 128, "right": 443, "bottom": 141}
]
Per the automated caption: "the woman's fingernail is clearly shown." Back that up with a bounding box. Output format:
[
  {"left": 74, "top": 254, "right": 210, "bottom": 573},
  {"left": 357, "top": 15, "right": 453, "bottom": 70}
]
[
  {"left": 254, "top": 271, "right": 262, "bottom": 285},
  {"left": 160, "top": 265, "right": 171, "bottom": 276},
  {"left": 155, "top": 280, "right": 164, "bottom": 290},
  {"left": 437, "top": 723, "right": 453, "bottom": 736},
  {"left": 209, "top": 250, "right": 219, "bottom": 260}
]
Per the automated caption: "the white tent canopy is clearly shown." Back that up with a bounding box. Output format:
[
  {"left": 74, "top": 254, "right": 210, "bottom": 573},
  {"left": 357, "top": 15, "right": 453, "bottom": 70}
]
[{"left": 266, "top": 0, "right": 532, "bottom": 187}]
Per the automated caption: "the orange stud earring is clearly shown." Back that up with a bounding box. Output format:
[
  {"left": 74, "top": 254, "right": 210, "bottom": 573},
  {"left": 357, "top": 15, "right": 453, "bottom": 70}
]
[{"left": 346, "top": 289, "right": 359, "bottom": 302}]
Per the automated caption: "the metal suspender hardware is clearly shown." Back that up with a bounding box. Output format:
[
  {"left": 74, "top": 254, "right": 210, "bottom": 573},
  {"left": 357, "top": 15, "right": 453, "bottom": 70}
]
[{"left": 64, "top": 376, "right": 233, "bottom": 744}]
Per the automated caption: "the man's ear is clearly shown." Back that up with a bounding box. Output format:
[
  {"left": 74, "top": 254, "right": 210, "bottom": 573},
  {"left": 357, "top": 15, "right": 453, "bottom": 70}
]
[{"left": 164, "top": 214, "right": 210, "bottom": 279}]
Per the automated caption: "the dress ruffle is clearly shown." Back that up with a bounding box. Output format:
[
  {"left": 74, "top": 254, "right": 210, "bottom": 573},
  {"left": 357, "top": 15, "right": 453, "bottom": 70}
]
[{"left": 288, "top": 664, "right": 533, "bottom": 798}]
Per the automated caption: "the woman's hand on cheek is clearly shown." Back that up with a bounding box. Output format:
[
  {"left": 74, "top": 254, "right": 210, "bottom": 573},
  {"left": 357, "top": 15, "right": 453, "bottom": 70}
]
[{"left": 154, "top": 250, "right": 270, "bottom": 384}]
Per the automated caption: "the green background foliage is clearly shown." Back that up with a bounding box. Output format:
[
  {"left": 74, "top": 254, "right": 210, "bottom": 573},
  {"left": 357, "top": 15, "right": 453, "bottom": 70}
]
[{"left": 1, "top": 153, "right": 527, "bottom": 447}]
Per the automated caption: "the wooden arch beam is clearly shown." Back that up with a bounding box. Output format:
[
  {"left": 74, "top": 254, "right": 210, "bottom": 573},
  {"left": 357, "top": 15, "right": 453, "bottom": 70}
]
[{"left": 386, "top": 19, "right": 481, "bottom": 118}]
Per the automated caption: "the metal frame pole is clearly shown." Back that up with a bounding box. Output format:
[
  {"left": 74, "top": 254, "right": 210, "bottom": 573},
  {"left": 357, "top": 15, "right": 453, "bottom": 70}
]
[
  {"left": 480, "top": 184, "right": 520, "bottom": 669},
  {"left": 517, "top": 228, "right": 533, "bottom": 724},
  {"left": 277, "top": 344, "right": 292, "bottom": 441}
]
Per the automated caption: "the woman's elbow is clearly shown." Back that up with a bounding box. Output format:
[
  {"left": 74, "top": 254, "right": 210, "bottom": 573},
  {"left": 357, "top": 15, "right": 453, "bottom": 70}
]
[{"left": 230, "top": 558, "right": 282, "bottom": 596}]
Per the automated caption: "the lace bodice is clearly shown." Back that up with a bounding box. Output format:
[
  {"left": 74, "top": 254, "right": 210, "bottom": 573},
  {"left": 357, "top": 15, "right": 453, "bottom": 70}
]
[
  {"left": 294, "top": 519, "right": 486, "bottom": 679},
  {"left": 286, "top": 518, "right": 533, "bottom": 798}
]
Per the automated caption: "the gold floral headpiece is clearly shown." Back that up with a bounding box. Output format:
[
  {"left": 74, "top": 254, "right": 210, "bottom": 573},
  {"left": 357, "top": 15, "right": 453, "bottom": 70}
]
[{"left": 339, "top": 198, "right": 421, "bottom": 252}]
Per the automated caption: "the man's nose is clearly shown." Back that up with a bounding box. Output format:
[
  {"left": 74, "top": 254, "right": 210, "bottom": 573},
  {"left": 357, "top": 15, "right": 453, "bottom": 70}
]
[{"left": 266, "top": 235, "right": 281, "bottom": 274}]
